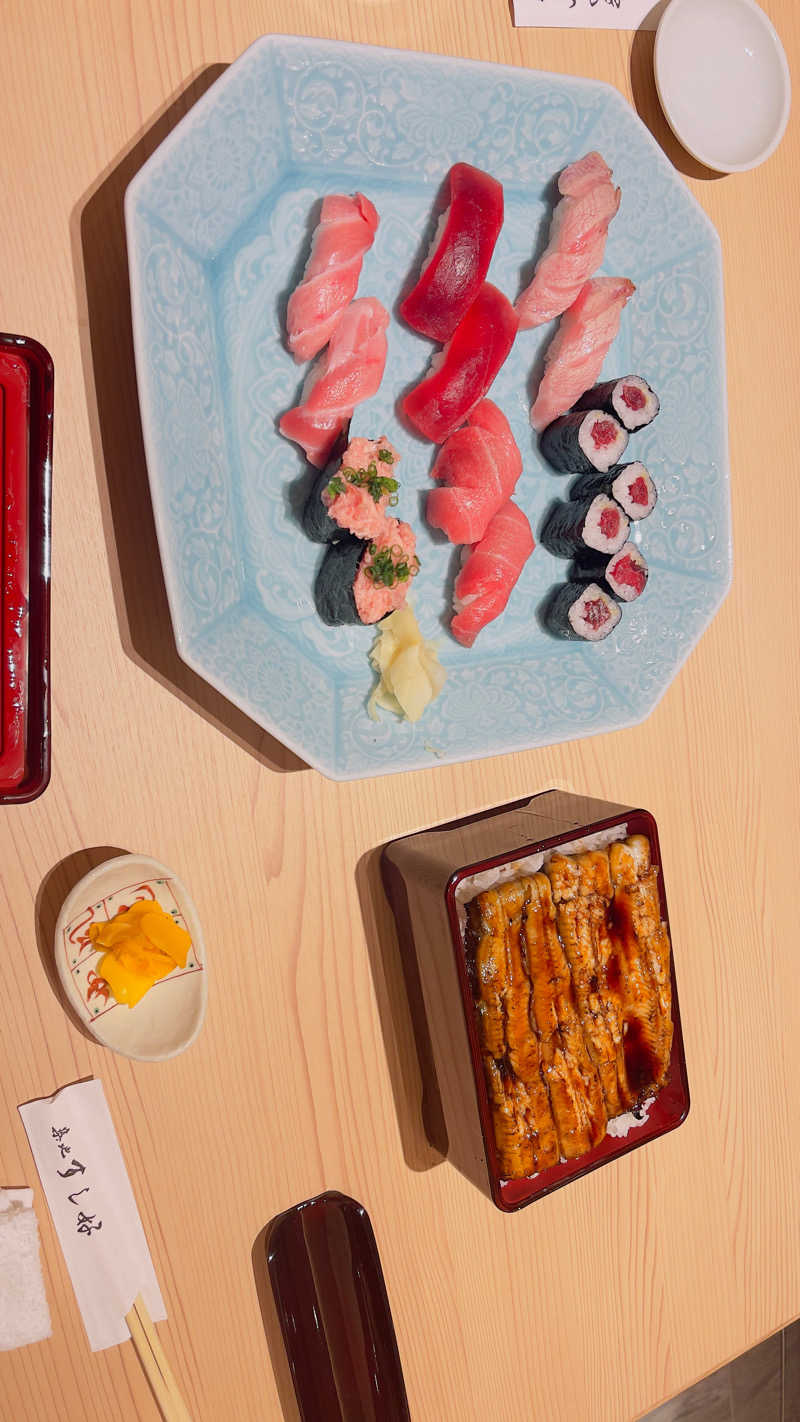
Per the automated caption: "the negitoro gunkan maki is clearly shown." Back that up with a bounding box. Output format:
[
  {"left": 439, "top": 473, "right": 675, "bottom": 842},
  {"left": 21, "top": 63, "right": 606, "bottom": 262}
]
[
  {"left": 302, "top": 435, "right": 401, "bottom": 543},
  {"left": 573, "top": 540, "right": 649, "bottom": 603},
  {"left": 541, "top": 494, "right": 630, "bottom": 560},
  {"left": 572, "top": 375, "right": 660, "bottom": 432},
  {"left": 314, "top": 518, "right": 420, "bottom": 626},
  {"left": 570, "top": 461, "right": 657, "bottom": 522},
  {"left": 540, "top": 408, "right": 629, "bottom": 474},
  {"left": 544, "top": 582, "right": 622, "bottom": 641}
]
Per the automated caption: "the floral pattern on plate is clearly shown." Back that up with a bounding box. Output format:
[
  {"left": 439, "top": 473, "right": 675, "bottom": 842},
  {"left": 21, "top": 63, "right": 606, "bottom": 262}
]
[{"left": 126, "top": 36, "right": 731, "bottom": 779}]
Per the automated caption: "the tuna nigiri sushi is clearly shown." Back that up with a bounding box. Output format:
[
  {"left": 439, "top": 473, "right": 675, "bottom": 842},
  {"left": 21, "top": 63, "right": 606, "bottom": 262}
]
[
  {"left": 279, "top": 298, "right": 390, "bottom": 468},
  {"left": 451, "top": 500, "right": 535, "bottom": 647},
  {"left": 516, "top": 152, "right": 620, "bottom": 330},
  {"left": 315, "top": 519, "right": 419, "bottom": 626},
  {"left": 303, "top": 435, "right": 400, "bottom": 543},
  {"left": 427, "top": 399, "right": 522, "bottom": 545},
  {"left": 403, "top": 283, "right": 518, "bottom": 445},
  {"left": 529, "top": 277, "right": 635, "bottom": 433},
  {"left": 286, "top": 193, "right": 379, "bottom": 364},
  {"left": 400, "top": 163, "right": 504, "bottom": 342}
]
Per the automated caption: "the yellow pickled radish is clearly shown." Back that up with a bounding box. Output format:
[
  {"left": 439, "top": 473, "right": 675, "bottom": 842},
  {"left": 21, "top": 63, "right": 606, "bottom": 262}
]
[
  {"left": 89, "top": 899, "right": 193, "bottom": 1009},
  {"left": 140, "top": 910, "right": 191, "bottom": 968}
]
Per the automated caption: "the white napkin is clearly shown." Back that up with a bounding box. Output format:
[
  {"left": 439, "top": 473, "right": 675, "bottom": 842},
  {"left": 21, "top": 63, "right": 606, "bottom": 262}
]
[
  {"left": 0, "top": 1188, "right": 52, "bottom": 1350},
  {"left": 513, "top": 0, "right": 668, "bottom": 29},
  {"left": 18, "top": 1079, "right": 166, "bottom": 1351}
]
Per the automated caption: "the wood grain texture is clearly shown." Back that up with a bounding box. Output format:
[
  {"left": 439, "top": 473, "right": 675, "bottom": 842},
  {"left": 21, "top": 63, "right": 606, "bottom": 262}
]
[{"left": 1, "top": 1, "right": 799, "bottom": 1419}]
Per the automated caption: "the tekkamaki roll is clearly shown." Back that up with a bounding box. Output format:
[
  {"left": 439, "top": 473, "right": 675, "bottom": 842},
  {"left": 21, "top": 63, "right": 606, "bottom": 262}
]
[
  {"left": 279, "top": 297, "right": 389, "bottom": 468},
  {"left": 541, "top": 495, "right": 629, "bottom": 559},
  {"left": 570, "top": 461, "right": 657, "bottom": 522},
  {"left": 286, "top": 193, "right": 379, "bottom": 363},
  {"left": 544, "top": 581, "right": 621, "bottom": 642},
  {"left": 314, "top": 518, "right": 419, "bottom": 626},
  {"left": 426, "top": 399, "right": 522, "bottom": 545},
  {"left": 530, "top": 277, "right": 636, "bottom": 433},
  {"left": 402, "top": 283, "right": 519, "bottom": 445},
  {"left": 302, "top": 435, "right": 400, "bottom": 543},
  {"left": 574, "top": 541, "right": 649, "bottom": 603},
  {"left": 516, "top": 151, "right": 621, "bottom": 330},
  {"left": 400, "top": 163, "right": 504, "bottom": 342},
  {"left": 573, "top": 375, "right": 659, "bottom": 432},
  {"left": 450, "top": 499, "right": 535, "bottom": 647},
  {"left": 540, "top": 408, "right": 629, "bottom": 474}
]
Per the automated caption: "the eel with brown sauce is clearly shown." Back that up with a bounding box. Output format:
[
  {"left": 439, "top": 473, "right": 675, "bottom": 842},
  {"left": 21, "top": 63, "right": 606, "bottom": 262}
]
[{"left": 464, "top": 834, "right": 674, "bottom": 1180}]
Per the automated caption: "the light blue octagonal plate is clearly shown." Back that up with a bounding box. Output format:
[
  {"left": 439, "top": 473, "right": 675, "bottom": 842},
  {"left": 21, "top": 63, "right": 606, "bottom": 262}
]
[{"left": 125, "top": 35, "right": 730, "bottom": 780}]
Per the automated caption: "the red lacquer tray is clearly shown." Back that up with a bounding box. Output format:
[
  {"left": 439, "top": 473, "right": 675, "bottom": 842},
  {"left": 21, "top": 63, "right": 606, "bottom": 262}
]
[
  {"left": 0, "top": 334, "right": 52, "bottom": 803},
  {"left": 382, "top": 791, "right": 690, "bottom": 1212}
]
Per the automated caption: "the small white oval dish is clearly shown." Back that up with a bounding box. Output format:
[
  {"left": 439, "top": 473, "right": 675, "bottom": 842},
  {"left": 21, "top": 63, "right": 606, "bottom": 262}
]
[
  {"left": 655, "top": 0, "right": 791, "bottom": 173},
  {"left": 55, "top": 854, "right": 208, "bottom": 1062}
]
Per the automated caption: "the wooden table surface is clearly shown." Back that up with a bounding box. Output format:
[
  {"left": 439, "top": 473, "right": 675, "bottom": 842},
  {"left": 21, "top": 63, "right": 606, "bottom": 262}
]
[{"left": 1, "top": 2, "right": 798, "bottom": 1419}]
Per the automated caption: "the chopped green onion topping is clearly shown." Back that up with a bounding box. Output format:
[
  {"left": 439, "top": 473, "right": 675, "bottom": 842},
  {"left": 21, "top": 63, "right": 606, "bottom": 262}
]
[
  {"left": 327, "top": 461, "right": 399, "bottom": 505},
  {"left": 378, "top": 448, "right": 394, "bottom": 464},
  {"left": 364, "top": 544, "right": 420, "bottom": 588}
]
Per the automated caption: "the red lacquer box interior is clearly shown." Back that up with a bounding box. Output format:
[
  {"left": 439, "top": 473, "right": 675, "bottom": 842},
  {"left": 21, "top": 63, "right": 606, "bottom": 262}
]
[
  {"left": 0, "top": 334, "right": 52, "bottom": 804},
  {"left": 381, "top": 790, "right": 690, "bottom": 1212}
]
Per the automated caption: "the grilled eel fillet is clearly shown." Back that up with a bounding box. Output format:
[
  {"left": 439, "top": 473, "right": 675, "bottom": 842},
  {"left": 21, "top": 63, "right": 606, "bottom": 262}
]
[
  {"left": 608, "top": 837, "right": 673, "bottom": 1091},
  {"left": 465, "top": 836, "right": 674, "bottom": 1179},
  {"left": 524, "top": 873, "right": 607, "bottom": 1161},
  {"left": 467, "top": 881, "right": 559, "bottom": 1178},
  {"left": 546, "top": 851, "right": 631, "bottom": 1114},
  {"left": 466, "top": 875, "right": 606, "bottom": 1177}
]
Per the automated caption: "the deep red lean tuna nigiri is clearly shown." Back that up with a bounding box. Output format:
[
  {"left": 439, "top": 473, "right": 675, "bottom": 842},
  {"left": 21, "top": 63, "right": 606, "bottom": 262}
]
[
  {"left": 530, "top": 277, "right": 635, "bottom": 433},
  {"left": 286, "top": 193, "right": 379, "bottom": 363},
  {"left": 279, "top": 298, "right": 390, "bottom": 467},
  {"left": 403, "top": 283, "right": 518, "bottom": 445},
  {"left": 427, "top": 400, "right": 522, "bottom": 545},
  {"left": 400, "top": 163, "right": 504, "bottom": 342},
  {"left": 516, "top": 152, "right": 620, "bottom": 330},
  {"left": 451, "top": 500, "right": 535, "bottom": 647}
]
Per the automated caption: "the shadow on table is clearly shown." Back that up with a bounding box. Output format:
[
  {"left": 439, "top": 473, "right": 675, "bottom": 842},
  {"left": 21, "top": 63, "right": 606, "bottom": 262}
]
[
  {"left": 629, "top": 30, "right": 725, "bottom": 182},
  {"left": 355, "top": 848, "right": 447, "bottom": 1176},
  {"left": 35, "top": 846, "right": 128, "bottom": 1042},
  {"left": 251, "top": 1224, "right": 302, "bottom": 1422},
  {"left": 71, "top": 65, "right": 308, "bottom": 777}
]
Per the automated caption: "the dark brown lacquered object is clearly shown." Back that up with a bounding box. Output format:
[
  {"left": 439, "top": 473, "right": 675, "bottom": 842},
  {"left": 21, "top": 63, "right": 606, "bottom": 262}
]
[
  {"left": 381, "top": 789, "right": 690, "bottom": 1212},
  {"left": 266, "top": 1191, "right": 411, "bottom": 1422},
  {"left": 0, "top": 333, "right": 52, "bottom": 804}
]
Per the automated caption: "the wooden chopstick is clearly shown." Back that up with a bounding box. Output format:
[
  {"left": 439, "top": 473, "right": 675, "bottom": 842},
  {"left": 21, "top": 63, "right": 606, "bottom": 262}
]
[{"left": 125, "top": 1294, "right": 193, "bottom": 1422}]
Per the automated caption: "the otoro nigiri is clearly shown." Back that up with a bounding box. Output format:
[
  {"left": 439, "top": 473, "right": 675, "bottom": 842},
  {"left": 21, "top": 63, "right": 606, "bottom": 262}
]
[
  {"left": 286, "top": 193, "right": 379, "bottom": 363},
  {"left": 400, "top": 163, "right": 504, "bottom": 342},
  {"left": 279, "top": 298, "right": 389, "bottom": 468},
  {"left": 530, "top": 277, "right": 635, "bottom": 433},
  {"left": 427, "top": 399, "right": 522, "bottom": 545},
  {"left": 516, "top": 153, "right": 620, "bottom": 330},
  {"left": 403, "top": 283, "right": 518, "bottom": 444},
  {"left": 451, "top": 500, "right": 535, "bottom": 647}
]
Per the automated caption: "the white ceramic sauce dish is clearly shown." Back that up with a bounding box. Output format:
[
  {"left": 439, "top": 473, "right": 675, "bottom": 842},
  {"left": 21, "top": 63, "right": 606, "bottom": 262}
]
[{"left": 655, "top": 0, "right": 791, "bottom": 172}]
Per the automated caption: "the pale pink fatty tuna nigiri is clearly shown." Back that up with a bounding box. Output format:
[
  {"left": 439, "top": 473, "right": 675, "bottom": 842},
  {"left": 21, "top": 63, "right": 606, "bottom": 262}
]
[
  {"left": 286, "top": 193, "right": 379, "bottom": 363},
  {"left": 530, "top": 277, "right": 635, "bottom": 433},
  {"left": 279, "top": 298, "right": 389, "bottom": 468},
  {"left": 451, "top": 500, "right": 535, "bottom": 648},
  {"left": 427, "top": 400, "right": 523, "bottom": 545},
  {"left": 516, "top": 152, "right": 620, "bottom": 330}
]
